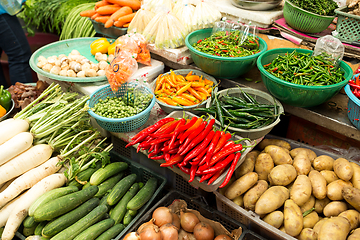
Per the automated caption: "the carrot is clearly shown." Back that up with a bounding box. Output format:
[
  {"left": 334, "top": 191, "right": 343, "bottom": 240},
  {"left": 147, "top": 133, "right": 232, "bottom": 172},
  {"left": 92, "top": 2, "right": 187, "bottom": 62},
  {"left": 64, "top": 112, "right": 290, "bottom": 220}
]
[
  {"left": 96, "top": 5, "right": 121, "bottom": 15},
  {"left": 104, "top": 6, "right": 132, "bottom": 28},
  {"left": 80, "top": 9, "right": 96, "bottom": 17},
  {"left": 114, "top": 12, "right": 135, "bottom": 27},
  {"left": 95, "top": 16, "right": 111, "bottom": 24},
  {"left": 95, "top": 0, "right": 109, "bottom": 8},
  {"left": 123, "top": 22, "right": 130, "bottom": 28},
  {"left": 106, "top": 0, "right": 141, "bottom": 10},
  {"left": 91, "top": 12, "right": 101, "bottom": 20}
]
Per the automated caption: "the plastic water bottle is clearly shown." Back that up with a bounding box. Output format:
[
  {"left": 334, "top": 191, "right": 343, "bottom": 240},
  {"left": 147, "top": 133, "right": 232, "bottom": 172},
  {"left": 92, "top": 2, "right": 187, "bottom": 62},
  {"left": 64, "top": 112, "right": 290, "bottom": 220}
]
[{"left": 0, "top": 0, "right": 23, "bottom": 16}]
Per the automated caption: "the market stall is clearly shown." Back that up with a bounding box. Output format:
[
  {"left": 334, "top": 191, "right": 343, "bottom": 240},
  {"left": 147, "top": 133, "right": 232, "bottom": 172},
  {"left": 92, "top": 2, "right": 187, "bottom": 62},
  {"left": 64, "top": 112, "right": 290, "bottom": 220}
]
[{"left": 2, "top": 0, "right": 360, "bottom": 239}]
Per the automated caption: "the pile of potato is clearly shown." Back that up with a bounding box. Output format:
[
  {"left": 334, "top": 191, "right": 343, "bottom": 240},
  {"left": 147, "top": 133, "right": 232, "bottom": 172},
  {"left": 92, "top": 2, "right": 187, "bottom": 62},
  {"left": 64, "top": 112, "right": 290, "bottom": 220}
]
[{"left": 220, "top": 138, "right": 360, "bottom": 240}]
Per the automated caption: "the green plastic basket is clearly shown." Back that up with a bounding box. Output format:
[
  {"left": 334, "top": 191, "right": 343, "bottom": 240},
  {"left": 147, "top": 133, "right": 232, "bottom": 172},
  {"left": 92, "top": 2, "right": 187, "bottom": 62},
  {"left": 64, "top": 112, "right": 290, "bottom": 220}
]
[
  {"left": 88, "top": 83, "right": 155, "bottom": 133},
  {"left": 256, "top": 48, "right": 353, "bottom": 108},
  {"left": 283, "top": 0, "right": 335, "bottom": 34},
  {"left": 335, "top": 6, "right": 360, "bottom": 43},
  {"left": 185, "top": 28, "right": 267, "bottom": 79}
]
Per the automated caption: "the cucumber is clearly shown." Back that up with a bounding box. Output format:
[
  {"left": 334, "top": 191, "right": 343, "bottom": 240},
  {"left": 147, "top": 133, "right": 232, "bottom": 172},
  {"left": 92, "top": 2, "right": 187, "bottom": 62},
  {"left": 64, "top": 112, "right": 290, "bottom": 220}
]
[
  {"left": 50, "top": 204, "right": 108, "bottom": 240},
  {"left": 110, "top": 183, "right": 139, "bottom": 224},
  {"left": 95, "top": 224, "right": 125, "bottom": 240},
  {"left": 34, "top": 185, "right": 98, "bottom": 222},
  {"left": 90, "top": 162, "right": 128, "bottom": 186},
  {"left": 82, "top": 182, "right": 91, "bottom": 189},
  {"left": 23, "top": 225, "right": 37, "bottom": 237},
  {"left": 123, "top": 210, "right": 134, "bottom": 226},
  {"left": 99, "top": 193, "right": 109, "bottom": 206},
  {"left": 68, "top": 162, "right": 102, "bottom": 188},
  {"left": 127, "top": 177, "right": 157, "bottom": 211},
  {"left": 107, "top": 174, "right": 137, "bottom": 206},
  {"left": 95, "top": 172, "right": 124, "bottom": 198},
  {"left": 42, "top": 198, "right": 100, "bottom": 238},
  {"left": 34, "top": 221, "right": 48, "bottom": 236},
  {"left": 29, "top": 186, "right": 79, "bottom": 217},
  {"left": 128, "top": 209, "right": 137, "bottom": 217},
  {"left": 73, "top": 218, "right": 114, "bottom": 240},
  {"left": 23, "top": 216, "right": 37, "bottom": 228}
]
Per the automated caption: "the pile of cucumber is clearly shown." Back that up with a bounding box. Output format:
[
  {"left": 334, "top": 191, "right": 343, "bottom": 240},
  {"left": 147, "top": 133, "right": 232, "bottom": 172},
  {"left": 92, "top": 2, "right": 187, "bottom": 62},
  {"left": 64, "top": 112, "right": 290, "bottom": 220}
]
[{"left": 21, "top": 161, "right": 158, "bottom": 240}]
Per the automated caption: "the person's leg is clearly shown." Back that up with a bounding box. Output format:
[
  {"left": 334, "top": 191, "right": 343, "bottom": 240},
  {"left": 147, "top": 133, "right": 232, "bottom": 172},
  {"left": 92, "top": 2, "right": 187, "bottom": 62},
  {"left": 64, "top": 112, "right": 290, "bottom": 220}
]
[{"left": 0, "top": 13, "right": 33, "bottom": 85}]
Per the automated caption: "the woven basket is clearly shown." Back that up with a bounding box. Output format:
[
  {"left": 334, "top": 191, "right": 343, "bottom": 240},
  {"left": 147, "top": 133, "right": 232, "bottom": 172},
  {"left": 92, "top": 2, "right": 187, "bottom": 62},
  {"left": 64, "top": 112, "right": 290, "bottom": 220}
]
[{"left": 335, "top": 6, "right": 360, "bottom": 43}]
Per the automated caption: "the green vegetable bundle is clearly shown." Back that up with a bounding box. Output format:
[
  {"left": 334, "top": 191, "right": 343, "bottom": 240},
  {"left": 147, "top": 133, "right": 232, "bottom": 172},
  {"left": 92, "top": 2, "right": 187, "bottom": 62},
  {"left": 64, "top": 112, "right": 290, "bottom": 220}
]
[{"left": 288, "top": 0, "right": 338, "bottom": 16}]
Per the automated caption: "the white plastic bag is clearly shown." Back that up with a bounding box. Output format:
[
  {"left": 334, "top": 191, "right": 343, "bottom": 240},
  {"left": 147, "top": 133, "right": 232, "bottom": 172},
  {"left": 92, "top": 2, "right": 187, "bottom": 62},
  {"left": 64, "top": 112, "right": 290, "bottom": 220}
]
[
  {"left": 192, "top": 0, "right": 222, "bottom": 31},
  {"left": 127, "top": 6, "right": 156, "bottom": 34},
  {"left": 173, "top": 0, "right": 196, "bottom": 35},
  {"left": 313, "top": 35, "right": 345, "bottom": 67}
]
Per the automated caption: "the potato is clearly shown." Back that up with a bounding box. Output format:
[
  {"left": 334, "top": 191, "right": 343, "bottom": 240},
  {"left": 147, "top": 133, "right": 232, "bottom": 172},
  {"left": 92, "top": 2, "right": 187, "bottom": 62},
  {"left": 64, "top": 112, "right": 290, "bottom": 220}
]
[
  {"left": 262, "top": 211, "right": 283, "bottom": 228},
  {"left": 334, "top": 158, "right": 354, "bottom": 181},
  {"left": 320, "top": 170, "right": 339, "bottom": 184},
  {"left": 298, "top": 228, "right": 318, "bottom": 240},
  {"left": 254, "top": 153, "right": 274, "bottom": 181},
  {"left": 225, "top": 172, "right": 258, "bottom": 200},
  {"left": 303, "top": 211, "right": 318, "bottom": 229},
  {"left": 348, "top": 228, "right": 360, "bottom": 240},
  {"left": 317, "top": 216, "right": 350, "bottom": 240},
  {"left": 243, "top": 180, "right": 268, "bottom": 211},
  {"left": 342, "top": 186, "right": 360, "bottom": 211},
  {"left": 290, "top": 175, "right": 312, "bottom": 206},
  {"left": 257, "top": 139, "right": 291, "bottom": 151},
  {"left": 235, "top": 150, "right": 259, "bottom": 179},
  {"left": 314, "top": 197, "right": 330, "bottom": 214},
  {"left": 327, "top": 179, "right": 353, "bottom": 200},
  {"left": 309, "top": 170, "right": 327, "bottom": 199},
  {"left": 232, "top": 195, "right": 244, "bottom": 207},
  {"left": 264, "top": 145, "right": 293, "bottom": 165},
  {"left": 313, "top": 218, "right": 328, "bottom": 236},
  {"left": 351, "top": 162, "right": 360, "bottom": 190},
  {"left": 293, "top": 152, "right": 311, "bottom": 176},
  {"left": 268, "top": 164, "right": 297, "bottom": 186},
  {"left": 300, "top": 195, "right": 315, "bottom": 213},
  {"left": 290, "top": 148, "right": 317, "bottom": 163},
  {"left": 313, "top": 155, "right": 334, "bottom": 171},
  {"left": 218, "top": 176, "right": 236, "bottom": 196},
  {"left": 338, "top": 209, "right": 360, "bottom": 230},
  {"left": 279, "top": 225, "right": 286, "bottom": 233},
  {"left": 323, "top": 201, "right": 348, "bottom": 217},
  {"left": 284, "top": 199, "right": 303, "bottom": 237},
  {"left": 255, "top": 186, "right": 289, "bottom": 215}
]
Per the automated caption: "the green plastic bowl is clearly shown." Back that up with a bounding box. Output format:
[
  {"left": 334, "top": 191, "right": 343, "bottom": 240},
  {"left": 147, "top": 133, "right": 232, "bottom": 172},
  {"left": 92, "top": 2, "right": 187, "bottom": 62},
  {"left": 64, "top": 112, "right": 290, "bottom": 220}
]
[
  {"left": 256, "top": 48, "right": 353, "bottom": 108},
  {"left": 185, "top": 28, "right": 267, "bottom": 79}
]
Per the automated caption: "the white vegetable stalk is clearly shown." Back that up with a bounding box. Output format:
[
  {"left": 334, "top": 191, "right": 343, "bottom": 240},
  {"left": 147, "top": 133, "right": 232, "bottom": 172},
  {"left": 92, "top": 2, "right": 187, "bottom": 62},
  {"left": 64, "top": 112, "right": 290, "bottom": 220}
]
[
  {"left": 0, "top": 191, "right": 28, "bottom": 228},
  {"left": 0, "top": 119, "right": 29, "bottom": 145},
  {"left": 0, "top": 144, "right": 53, "bottom": 185},
  {"left": 1, "top": 173, "right": 67, "bottom": 240},
  {"left": 0, "top": 156, "right": 61, "bottom": 208},
  {"left": 0, "top": 132, "right": 33, "bottom": 166}
]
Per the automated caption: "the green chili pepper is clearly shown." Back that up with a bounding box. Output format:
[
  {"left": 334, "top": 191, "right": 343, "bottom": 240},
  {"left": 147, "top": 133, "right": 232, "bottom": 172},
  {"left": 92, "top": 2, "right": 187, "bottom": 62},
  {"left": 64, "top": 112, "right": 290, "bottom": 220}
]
[{"left": 0, "top": 85, "right": 12, "bottom": 111}]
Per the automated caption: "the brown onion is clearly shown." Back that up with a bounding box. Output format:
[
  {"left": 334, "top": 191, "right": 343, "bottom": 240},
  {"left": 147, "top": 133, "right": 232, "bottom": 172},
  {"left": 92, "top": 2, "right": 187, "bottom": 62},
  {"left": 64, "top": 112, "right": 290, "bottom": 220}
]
[
  {"left": 180, "top": 211, "right": 200, "bottom": 233},
  {"left": 139, "top": 224, "right": 162, "bottom": 240},
  {"left": 123, "top": 232, "right": 140, "bottom": 240},
  {"left": 214, "top": 234, "right": 232, "bottom": 240},
  {"left": 152, "top": 206, "right": 173, "bottom": 227},
  {"left": 193, "top": 222, "right": 215, "bottom": 240},
  {"left": 137, "top": 220, "right": 155, "bottom": 234},
  {"left": 171, "top": 213, "right": 181, "bottom": 229},
  {"left": 160, "top": 223, "right": 179, "bottom": 240},
  {"left": 178, "top": 229, "right": 197, "bottom": 240}
]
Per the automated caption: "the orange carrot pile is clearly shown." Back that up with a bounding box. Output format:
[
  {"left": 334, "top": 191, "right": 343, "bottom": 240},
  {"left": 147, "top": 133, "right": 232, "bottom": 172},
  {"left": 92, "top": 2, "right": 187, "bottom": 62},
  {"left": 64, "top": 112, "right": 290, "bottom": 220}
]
[
  {"left": 155, "top": 71, "right": 215, "bottom": 107},
  {"left": 80, "top": 0, "right": 139, "bottom": 28}
]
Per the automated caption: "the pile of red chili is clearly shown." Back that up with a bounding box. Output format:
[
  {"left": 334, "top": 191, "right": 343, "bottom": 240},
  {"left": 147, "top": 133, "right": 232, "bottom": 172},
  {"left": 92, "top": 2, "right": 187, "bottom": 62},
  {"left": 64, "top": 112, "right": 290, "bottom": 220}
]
[
  {"left": 349, "top": 75, "right": 360, "bottom": 98},
  {"left": 126, "top": 117, "right": 247, "bottom": 188}
]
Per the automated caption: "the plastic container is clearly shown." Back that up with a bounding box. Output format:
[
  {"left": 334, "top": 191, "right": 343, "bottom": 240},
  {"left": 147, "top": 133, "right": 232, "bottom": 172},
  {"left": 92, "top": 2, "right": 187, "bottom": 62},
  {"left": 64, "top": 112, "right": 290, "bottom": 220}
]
[
  {"left": 344, "top": 74, "right": 360, "bottom": 130},
  {"left": 108, "top": 150, "right": 167, "bottom": 240},
  {"left": 29, "top": 37, "right": 111, "bottom": 83},
  {"left": 256, "top": 48, "right": 353, "bottom": 108},
  {"left": 90, "top": 19, "right": 127, "bottom": 39},
  {"left": 185, "top": 28, "right": 267, "bottom": 79},
  {"left": 0, "top": 99, "right": 14, "bottom": 122},
  {"left": 88, "top": 83, "right": 155, "bottom": 133},
  {"left": 206, "top": 88, "right": 284, "bottom": 139},
  {"left": 155, "top": 69, "right": 218, "bottom": 114},
  {"left": 283, "top": 0, "right": 335, "bottom": 34},
  {"left": 334, "top": 6, "right": 360, "bottom": 44},
  {"left": 121, "top": 190, "right": 265, "bottom": 240}
]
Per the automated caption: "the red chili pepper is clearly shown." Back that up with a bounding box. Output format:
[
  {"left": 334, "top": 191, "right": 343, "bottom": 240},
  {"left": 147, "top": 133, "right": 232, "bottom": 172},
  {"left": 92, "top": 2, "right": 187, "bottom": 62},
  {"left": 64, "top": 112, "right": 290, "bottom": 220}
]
[
  {"left": 178, "top": 121, "right": 207, "bottom": 153},
  {"left": 168, "top": 118, "right": 186, "bottom": 149},
  {"left": 189, "top": 164, "right": 197, "bottom": 183},
  {"left": 148, "top": 145, "right": 155, "bottom": 153},
  {"left": 161, "top": 141, "right": 180, "bottom": 152},
  {"left": 167, "top": 148, "right": 179, "bottom": 154},
  {"left": 197, "top": 39, "right": 202, "bottom": 44},
  {"left": 179, "top": 118, "right": 203, "bottom": 143},
  {"left": 219, "top": 152, "right": 241, "bottom": 188},
  {"left": 272, "top": 67, "right": 278, "bottom": 73},
  {"left": 148, "top": 137, "right": 171, "bottom": 146},
  {"left": 349, "top": 82, "right": 360, "bottom": 90},
  {"left": 164, "top": 153, "right": 171, "bottom": 162},
  {"left": 178, "top": 164, "right": 190, "bottom": 175},
  {"left": 150, "top": 154, "right": 164, "bottom": 160},
  {"left": 207, "top": 168, "right": 226, "bottom": 185},
  {"left": 127, "top": 118, "right": 175, "bottom": 147},
  {"left": 218, "top": 40, "right": 224, "bottom": 44},
  {"left": 199, "top": 131, "right": 222, "bottom": 166},
  {"left": 209, "top": 144, "right": 243, "bottom": 166},
  {"left": 185, "top": 147, "right": 207, "bottom": 167},
  {"left": 160, "top": 154, "right": 184, "bottom": 167},
  {"left": 222, "top": 50, "right": 228, "bottom": 53},
  {"left": 183, "top": 130, "right": 215, "bottom": 161},
  {"left": 149, "top": 133, "right": 173, "bottom": 138},
  {"left": 199, "top": 172, "right": 214, "bottom": 183},
  {"left": 216, "top": 53, "right": 221, "bottom": 56},
  {"left": 215, "top": 45, "right": 218, "bottom": 49},
  {"left": 213, "top": 132, "right": 232, "bottom": 154},
  {"left": 154, "top": 120, "right": 180, "bottom": 135},
  {"left": 263, "top": 63, "right": 271, "bottom": 68},
  {"left": 199, "top": 154, "right": 235, "bottom": 175}
]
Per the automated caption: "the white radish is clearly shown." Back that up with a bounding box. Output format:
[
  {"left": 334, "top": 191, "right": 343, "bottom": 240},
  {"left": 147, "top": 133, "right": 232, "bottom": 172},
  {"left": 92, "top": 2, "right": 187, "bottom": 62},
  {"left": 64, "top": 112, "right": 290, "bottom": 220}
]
[
  {"left": 0, "top": 156, "right": 61, "bottom": 208},
  {"left": 0, "top": 119, "right": 29, "bottom": 145},
  {"left": 1, "top": 173, "right": 66, "bottom": 240},
  {"left": 0, "top": 191, "right": 28, "bottom": 228},
  {"left": 0, "top": 144, "right": 53, "bottom": 185},
  {"left": 0, "top": 132, "right": 33, "bottom": 166},
  {"left": 0, "top": 118, "right": 14, "bottom": 129},
  {"left": 0, "top": 178, "right": 16, "bottom": 193}
]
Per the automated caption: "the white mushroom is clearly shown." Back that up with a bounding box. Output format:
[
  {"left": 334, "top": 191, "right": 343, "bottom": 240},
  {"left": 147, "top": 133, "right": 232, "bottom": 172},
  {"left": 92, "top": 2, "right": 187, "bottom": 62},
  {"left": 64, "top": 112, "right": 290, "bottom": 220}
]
[
  {"left": 50, "top": 66, "right": 61, "bottom": 75},
  {"left": 98, "top": 61, "right": 109, "bottom": 70},
  {"left": 71, "top": 49, "right": 81, "bottom": 55},
  {"left": 95, "top": 52, "right": 108, "bottom": 62},
  {"left": 42, "top": 63, "right": 53, "bottom": 72},
  {"left": 58, "top": 54, "right": 67, "bottom": 59},
  {"left": 71, "top": 62, "right": 82, "bottom": 73},
  {"left": 77, "top": 71, "right": 86, "bottom": 77},
  {"left": 67, "top": 70, "right": 77, "bottom": 77},
  {"left": 54, "top": 59, "right": 61, "bottom": 67},
  {"left": 37, "top": 61, "right": 47, "bottom": 69},
  {"left": 61, "top": 64, "right": 69, "bottom": 71},
  {"left": 97, "top": 69, "right": 106, "bottom": 76},
  {"left": 81, "top": 62, "right": 91, "bottom": 72},
  {"left": 90, "top": 63, "right": 99, "bottom": 72},
  {"left": 60, "top": 56, "right": 69, "bottom": 65},
  {"left": 85, "top": 69, "right": 97, "bottom": 77},
  {"left": 47, "top": 56, "right": 57, "bottom": 64},
  {"left": 68, "top": 54, "right": 77, "bottom": 61},
  {"left": 107, "top": 54, "right": 115, "bottom": 63},
  {"left": 59, "top": 69, "right": 68, "bottom": 76},
  {"left": 37, "top": 56, "right": 47, "bottom": 62},
  {"left": 80, "top": 58, "right": 90, "bottom": 65}
]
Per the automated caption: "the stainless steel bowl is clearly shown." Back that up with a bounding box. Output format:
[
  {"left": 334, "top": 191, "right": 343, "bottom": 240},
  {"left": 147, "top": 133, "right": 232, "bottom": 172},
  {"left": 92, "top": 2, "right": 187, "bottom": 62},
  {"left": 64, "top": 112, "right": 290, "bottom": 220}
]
[
  {"left": 230, "top": 0, "right": 283, "bottom": 11},
  {"left": 0, "top": 99, "right": 14, "bottom": 122}
]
